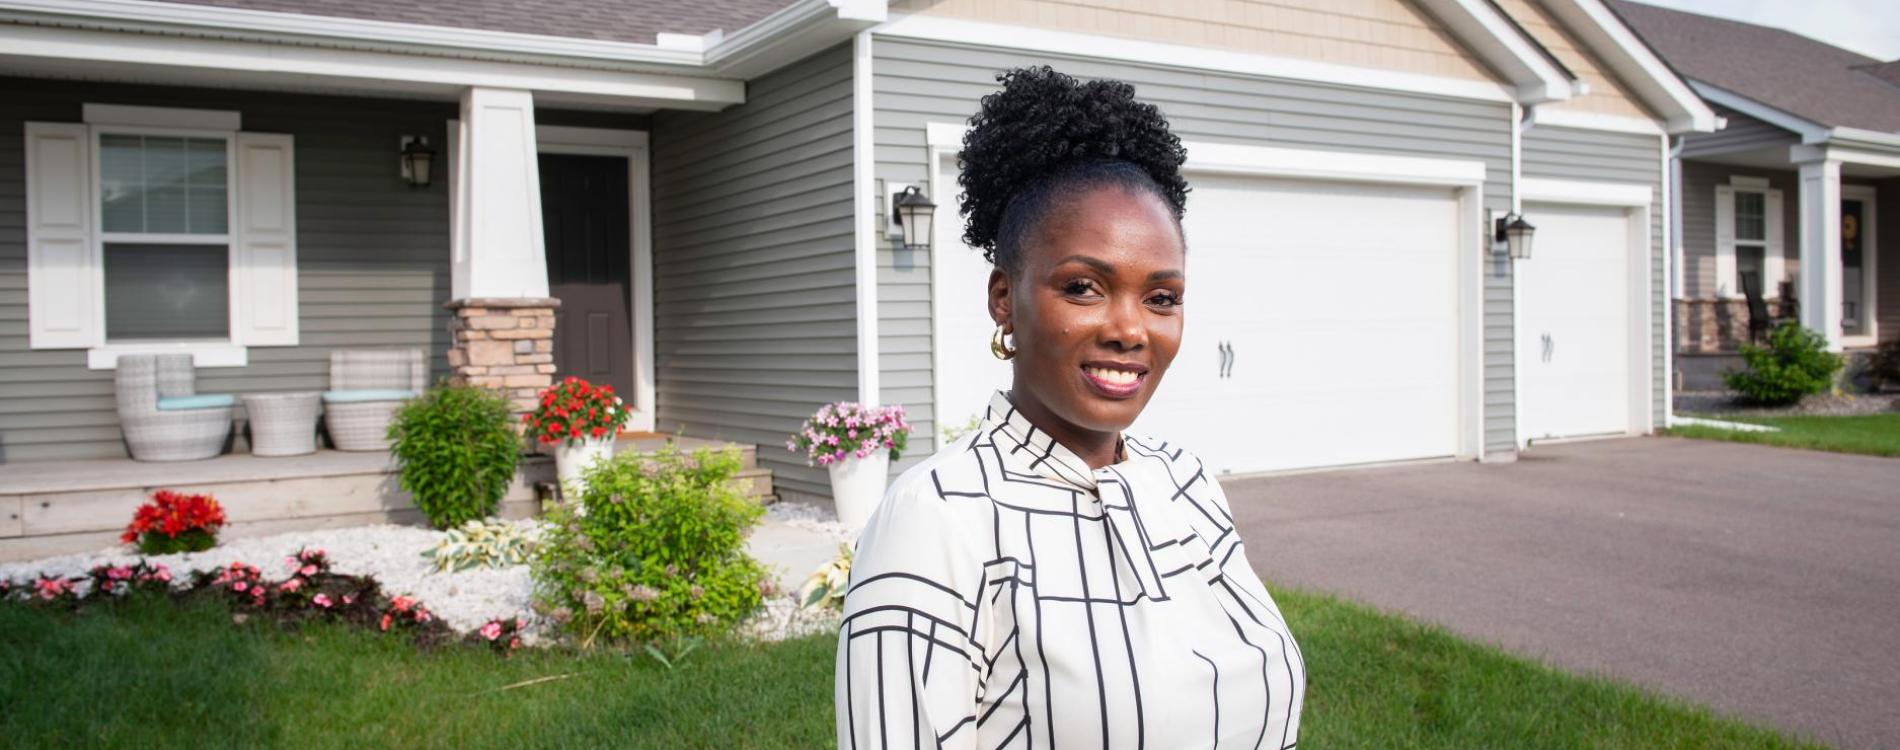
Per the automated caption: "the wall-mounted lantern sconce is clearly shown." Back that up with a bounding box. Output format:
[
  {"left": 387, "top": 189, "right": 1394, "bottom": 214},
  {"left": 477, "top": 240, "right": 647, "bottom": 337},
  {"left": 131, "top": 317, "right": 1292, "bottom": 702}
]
[
  {"left": 891, "top": 185, "right": 937, "bottom": 251},
  {"left": 1494, "top": 211, "right": 1535, "bottom": 259},
  {"left": 399, "top": 135, "right": 436, "bottom": 189}
]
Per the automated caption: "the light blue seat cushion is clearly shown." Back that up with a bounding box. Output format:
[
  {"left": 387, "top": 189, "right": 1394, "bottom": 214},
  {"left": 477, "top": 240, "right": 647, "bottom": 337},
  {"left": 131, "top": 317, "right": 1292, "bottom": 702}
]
[
  {"left": 156, "top": 394, "right": 237, "bottom": 411},
  {"left": 322, "top": 389, "right": 419, "bottom": 404}
]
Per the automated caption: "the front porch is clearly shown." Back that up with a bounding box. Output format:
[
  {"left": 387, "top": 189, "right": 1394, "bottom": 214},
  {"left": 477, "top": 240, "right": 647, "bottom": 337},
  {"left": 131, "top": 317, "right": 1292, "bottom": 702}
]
[{"left": 0, "top": 435, "right": 774, "bottom": 562}]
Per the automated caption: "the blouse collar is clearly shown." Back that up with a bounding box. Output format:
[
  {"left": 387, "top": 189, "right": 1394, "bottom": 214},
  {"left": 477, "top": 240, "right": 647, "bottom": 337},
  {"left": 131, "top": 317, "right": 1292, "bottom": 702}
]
[{"left": 980, "top": 390, "right": 1119, "bottom": 491}]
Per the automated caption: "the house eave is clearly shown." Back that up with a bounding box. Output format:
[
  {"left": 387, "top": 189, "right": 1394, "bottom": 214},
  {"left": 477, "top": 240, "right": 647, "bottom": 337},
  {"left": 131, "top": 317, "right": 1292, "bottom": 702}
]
[
  {"left": 1413, "top": 0, "right": 1576, "bottom": 105},
  {"left": 1541, "top": 0, "right": 1719, "bottom": 134},
  {"left": 0, "top": 0, "right": 885, "bottom": 108}
]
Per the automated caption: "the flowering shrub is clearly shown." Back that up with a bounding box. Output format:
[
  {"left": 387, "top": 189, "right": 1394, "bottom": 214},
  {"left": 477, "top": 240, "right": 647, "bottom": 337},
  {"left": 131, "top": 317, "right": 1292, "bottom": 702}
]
[
  {"left": 798, "top": 543, "right": 853, "bottom": 611},
  {"left": 120, "top": 490, "right": 226, "bottom": 555},
  {"left": 378, "top": 595, "right": 436, "bottom": 633},
  {"left": 423, "top": 518, "right": 536, "bottom": 573},
  {"left": 85, "top": 561, "right": 174, "bottom": 598},
  {"left": 472, "top": 616, "right": 528, "bottom": 654},
  {"left": 524, "top": 376, "right": 630, "bottom": 446},
  {"left": 787, "top": 402, "right": 911, "bottom": 467},
  {"left": 531, "top": 444, "right": 771, "bottom": 645},
  {"left": 31, "top": 574, "right": 78, "bottom": 604},
  {"left": 273, "top": 548, "right": 332, "bottom": 609},
  {"left": 207, "top": 562, "right": 269, "bottom": 607}
]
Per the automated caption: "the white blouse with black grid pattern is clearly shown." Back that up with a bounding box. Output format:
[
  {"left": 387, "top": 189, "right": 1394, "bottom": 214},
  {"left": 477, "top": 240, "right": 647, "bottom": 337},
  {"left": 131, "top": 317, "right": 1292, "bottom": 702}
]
[{"left": 836, "top": 389, "right": 1305, "bottom": 749}]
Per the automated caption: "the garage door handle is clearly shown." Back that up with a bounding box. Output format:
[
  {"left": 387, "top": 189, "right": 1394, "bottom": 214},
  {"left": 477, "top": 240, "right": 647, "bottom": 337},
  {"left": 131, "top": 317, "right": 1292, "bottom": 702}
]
[{"left": 1218, "top": 340, "right": 1234, "bottom": 379}]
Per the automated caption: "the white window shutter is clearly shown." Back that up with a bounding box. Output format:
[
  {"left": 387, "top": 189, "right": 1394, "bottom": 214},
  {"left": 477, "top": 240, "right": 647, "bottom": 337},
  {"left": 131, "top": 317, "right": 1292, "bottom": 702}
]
[
  {"left": 25, "top": 122, "right": 101, "bottom": 349},
  {"left": 1764, "top": 189, "right": 1785, "bottom": 298},
  {"left": 1713, "top": 185, "right": 1735, "bottom": 298},
  {"left": 233, "top": 132, "right": 299, "bottom": 346}
]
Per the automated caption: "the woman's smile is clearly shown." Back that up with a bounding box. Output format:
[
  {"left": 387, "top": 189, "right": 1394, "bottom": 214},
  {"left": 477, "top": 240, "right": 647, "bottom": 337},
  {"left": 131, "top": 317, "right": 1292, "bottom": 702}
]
[{"left": 1080, "top": 361, "right": 1148, "bottom": 398}]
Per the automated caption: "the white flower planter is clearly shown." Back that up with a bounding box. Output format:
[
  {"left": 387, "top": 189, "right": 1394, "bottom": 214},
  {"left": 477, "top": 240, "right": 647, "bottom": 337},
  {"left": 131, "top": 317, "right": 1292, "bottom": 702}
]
[
  {"left": 828, "top": 451, "right": 890, "bottom": 532},
  {"left": 554, "top": 436, "right": 616, "bottom": 502}
]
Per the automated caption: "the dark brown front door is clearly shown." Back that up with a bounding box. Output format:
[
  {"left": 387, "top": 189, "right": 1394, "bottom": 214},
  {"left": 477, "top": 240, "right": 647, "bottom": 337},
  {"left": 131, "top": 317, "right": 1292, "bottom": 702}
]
[{"left": 539, "top": 153, "right": 633, "bottom": 399}]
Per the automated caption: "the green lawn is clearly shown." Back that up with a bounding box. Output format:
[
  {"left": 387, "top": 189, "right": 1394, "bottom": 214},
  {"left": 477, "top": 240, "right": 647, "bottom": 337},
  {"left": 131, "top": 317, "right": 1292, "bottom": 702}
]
[
  {"left": 0, "top": 589, "right": 1818, "bottom": 749},
  {"left": 1666, "top": 412, "right": 1900, "bottom": 458}
]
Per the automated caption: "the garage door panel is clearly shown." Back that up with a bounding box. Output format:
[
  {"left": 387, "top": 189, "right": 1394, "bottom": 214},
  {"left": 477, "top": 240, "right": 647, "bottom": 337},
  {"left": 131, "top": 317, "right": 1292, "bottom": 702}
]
[
  {"left": 1136, "top": 175, "right": 1462, "bottom": 475},
  {"left": 1518, "top": 202, "right": 1632, "bottom": 441}
]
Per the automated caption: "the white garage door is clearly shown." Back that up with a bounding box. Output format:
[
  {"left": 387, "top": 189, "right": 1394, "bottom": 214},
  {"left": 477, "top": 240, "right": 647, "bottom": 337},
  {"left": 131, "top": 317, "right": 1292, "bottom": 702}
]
[
  {"left": 931, "top": 162, "right": 1467, "bottom": 475},
  {"left": 931, "top": 165, "right": 1017, "bottom": 438},
  {"left": 1132, "top": 174, "right": 1464, "bottom": 474},
  {"left": 1517, "top": 202, "right": 1634, "bottom": 441}
]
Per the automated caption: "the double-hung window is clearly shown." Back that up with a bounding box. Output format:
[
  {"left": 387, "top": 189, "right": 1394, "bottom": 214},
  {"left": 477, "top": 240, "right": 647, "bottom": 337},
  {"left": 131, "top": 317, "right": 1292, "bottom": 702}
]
[
  {"left": 24, "top": 105, "right": 298, "bottom": 367},
  {"left": 1714, "top": 177, "right": 1783, "bottom": 299}
]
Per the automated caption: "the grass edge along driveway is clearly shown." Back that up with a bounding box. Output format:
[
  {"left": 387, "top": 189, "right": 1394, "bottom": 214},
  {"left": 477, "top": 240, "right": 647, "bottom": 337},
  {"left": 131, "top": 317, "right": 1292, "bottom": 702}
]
[
  {"left": 0, "top": 586, "right": 1819, "bottom": 748},
  {"left": 1666, "top": 412, "right": 1900, "bottom": 458}
]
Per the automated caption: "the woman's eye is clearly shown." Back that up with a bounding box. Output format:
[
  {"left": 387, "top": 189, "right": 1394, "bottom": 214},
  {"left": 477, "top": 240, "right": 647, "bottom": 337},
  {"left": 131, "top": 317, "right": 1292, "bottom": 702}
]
[
  {"left": 1063, "top": 280, "right": 1099, "bottom": 296},
  {"left": 1148, "top": 292, "right": 1183, "bottom": 307}
]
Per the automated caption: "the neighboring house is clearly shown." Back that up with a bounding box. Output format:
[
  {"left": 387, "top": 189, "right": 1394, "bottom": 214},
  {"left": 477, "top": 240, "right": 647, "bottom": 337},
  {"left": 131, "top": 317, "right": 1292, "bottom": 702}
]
[
  {"left": 1614, "top": 1, "right": 1900, "bottom": 388},
  {"left": 0, "top": 0, "right": 1714, "bottom": 503}
]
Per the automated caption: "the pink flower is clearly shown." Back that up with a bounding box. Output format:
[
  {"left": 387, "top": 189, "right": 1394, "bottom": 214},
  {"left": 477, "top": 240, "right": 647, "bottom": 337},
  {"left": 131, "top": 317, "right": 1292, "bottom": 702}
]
[
  {"left": 343, "top": 594, "right": 355, "bottom": 605},
  {"left": 278, "top": 578, "right": 302, "bottom": 592},
  {"left": 313, "top": 594, "right": 333, "bottom": 608},
  {"left": 480, "top": 622, "right": 503, "bottom": 641},
  {"left": 380, "top": 613, "right": 394, "bottom": 631},
  {"left": 233, "top": 581, "right": 249, "bottom": 592},
  {"left": 154, "top": 567, "right": 172, "bottom": 582},
  {"left": 515, "top": 617, "right": 526, "bottom": 629},
  {"left": 299, "top": 565, "right": 318, "bottom": 577},
  {"left": 107, "top": 566, "right": 132, "bottom": 580}
]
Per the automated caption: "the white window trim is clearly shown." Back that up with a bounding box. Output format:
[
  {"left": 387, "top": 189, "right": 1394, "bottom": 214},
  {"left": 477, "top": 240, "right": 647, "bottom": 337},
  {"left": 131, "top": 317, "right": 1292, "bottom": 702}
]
[
  {"left": 1714, "top": 176, "right": 1784, "bottom": 300},
  {"left": 85, "top": 117, "right": 245, "bottom": 368}
]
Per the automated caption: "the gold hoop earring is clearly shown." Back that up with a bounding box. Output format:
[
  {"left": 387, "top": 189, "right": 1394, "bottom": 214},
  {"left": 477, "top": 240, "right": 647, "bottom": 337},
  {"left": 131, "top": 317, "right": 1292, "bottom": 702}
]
[{"left": 991, "top": 325, "right": 1016, "bottom": 360}]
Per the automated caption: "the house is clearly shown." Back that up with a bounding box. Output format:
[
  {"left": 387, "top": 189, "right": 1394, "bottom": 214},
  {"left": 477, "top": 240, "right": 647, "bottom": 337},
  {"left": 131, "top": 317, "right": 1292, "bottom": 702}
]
[
  {"left": 2, "top": 0, "right": 1714, "bottom": 517},
  {"left": 1613, "top": 1, "right": 1900, "bottom": 388}
]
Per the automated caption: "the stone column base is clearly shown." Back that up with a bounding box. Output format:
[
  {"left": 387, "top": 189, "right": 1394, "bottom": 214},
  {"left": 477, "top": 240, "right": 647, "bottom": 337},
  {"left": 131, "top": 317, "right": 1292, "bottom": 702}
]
[
  {"left": 444, "top": 297, "right": 560, "bottom": 414},
  {"left": 1674, "top": 297, "right": 1795, "bottom": 354}
]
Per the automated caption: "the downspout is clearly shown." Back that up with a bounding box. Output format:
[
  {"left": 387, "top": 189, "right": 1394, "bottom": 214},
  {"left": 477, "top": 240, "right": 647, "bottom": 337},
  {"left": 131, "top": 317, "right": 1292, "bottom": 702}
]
[
  {"left": 1664, "top": 133, "right": 1684, "bottom": 427},
  {"left": 851, "top": 29, "right": 879, "bottom": 407}
]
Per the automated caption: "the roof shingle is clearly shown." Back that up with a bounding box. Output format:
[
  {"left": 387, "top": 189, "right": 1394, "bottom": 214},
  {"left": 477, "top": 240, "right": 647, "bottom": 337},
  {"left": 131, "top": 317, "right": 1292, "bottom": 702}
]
[
  {"left": 153, "top": 0, "right": 798, "bottom": 46},
  {"left": 1609, "top": 0, "right": 1900, "bottom": 133}
]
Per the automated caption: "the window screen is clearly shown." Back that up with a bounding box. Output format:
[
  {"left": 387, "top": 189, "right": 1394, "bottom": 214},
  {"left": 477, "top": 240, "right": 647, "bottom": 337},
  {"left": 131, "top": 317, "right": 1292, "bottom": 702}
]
[
  {"left": 103, "top": 243, "right": 230, "bottom": 340},
  {"left": 1734, "top": 190, "right": 1765, "bottom": 243}
]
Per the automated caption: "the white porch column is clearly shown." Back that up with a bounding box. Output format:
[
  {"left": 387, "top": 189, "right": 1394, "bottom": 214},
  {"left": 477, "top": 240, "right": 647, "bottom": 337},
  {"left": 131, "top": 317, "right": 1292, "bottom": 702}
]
[
  {"left": 452, "top": 86, "right": 549, "bottom": 299},
  {"left": 1797, "top": 157, "right": 1843, "bottom": 350}
]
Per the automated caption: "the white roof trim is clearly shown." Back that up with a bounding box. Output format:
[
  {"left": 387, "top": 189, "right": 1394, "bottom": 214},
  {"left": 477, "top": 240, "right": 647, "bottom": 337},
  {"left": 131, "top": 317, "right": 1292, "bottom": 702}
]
[
  {"left": 1537, "top": 0, "right": 1719, "bottom": 133},
  {"left": 1413, "top": 0, "right": 1576, "bottom": 104},
  {"left": 875, "top": 13, "right": 1516, "bottom": 103},
  {"left": 926, "top": 122, "right": 1488, "bottom": 187},
  {"left": 0, "top": 23, "right": 747, "bottom": 109},
  {"left": 1519, "top": 177, "right": 1652, "bottom": 206},
  {"left": 0, "top": 0, "right": 882, "bottom": 92},
  {"left": 1689, "top": 80, "right": 1826, "bottom": 141},
  {"left": 1533, "top": 108, "right": 1663, "bottom": 135}
]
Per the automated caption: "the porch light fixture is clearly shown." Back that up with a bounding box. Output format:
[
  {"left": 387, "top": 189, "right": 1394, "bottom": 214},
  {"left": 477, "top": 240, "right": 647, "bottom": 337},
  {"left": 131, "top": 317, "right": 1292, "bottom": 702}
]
[
  {"left": 1495, "top": 212, "right": 1535, "bottom": 260},
  {"left": 399, "top": 136, "right": 435, "bottom": 189},
  {"left": 891, "top": 185, "right": 937, "bottom": 251}
]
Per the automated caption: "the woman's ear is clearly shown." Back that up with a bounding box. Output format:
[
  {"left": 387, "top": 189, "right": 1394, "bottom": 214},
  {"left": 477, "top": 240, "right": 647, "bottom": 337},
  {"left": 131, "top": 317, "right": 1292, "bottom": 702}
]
[{"left": 987, "top": 266, "right": 1013, "bottom": 328}]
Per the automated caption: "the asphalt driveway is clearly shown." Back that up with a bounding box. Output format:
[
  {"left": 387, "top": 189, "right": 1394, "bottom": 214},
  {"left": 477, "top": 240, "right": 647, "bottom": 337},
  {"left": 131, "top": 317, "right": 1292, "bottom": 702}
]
[{"left": 1222, "top": 436, "right": 1900, "bottom": 749}]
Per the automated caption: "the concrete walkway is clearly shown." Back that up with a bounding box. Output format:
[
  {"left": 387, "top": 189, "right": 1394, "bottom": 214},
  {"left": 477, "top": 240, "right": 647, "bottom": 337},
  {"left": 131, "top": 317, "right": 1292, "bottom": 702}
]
[{"left": 1222, "top": 437, "right": 1900, "bottom": 749}]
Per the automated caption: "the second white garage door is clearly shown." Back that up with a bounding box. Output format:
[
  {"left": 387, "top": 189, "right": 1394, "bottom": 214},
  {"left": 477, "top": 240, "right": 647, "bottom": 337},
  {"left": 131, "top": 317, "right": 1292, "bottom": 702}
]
[
  {"left": 1516, "top": 201, "right": 1637, "bottom": 442},
  {"left": 1131, "top": 174, "right": 1465, "bottom": 475}
]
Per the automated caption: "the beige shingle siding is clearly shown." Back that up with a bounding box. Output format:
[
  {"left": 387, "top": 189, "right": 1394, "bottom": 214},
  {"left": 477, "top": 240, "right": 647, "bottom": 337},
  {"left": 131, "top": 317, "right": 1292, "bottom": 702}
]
[
  {"left": 889, "top": 0, "right": 1500, "bottom": 83},
  {"left": 1493, "top": 0, "right": 1655, "bottom": 120},
  {"left": 871, "top": 36, "right": 1523, "bottom": 461},
  {"left": 649, "top": 43, "right": 858, "bottom": 499},
  {"left": 0, "top": 78, "right": 456, "bottom": 462}
]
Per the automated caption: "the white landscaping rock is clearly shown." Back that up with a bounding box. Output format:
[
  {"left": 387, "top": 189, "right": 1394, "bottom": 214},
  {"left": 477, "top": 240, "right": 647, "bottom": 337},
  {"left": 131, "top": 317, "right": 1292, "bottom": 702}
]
[{"left": 1, "top": 505, "right": 853, "bottom": 645}]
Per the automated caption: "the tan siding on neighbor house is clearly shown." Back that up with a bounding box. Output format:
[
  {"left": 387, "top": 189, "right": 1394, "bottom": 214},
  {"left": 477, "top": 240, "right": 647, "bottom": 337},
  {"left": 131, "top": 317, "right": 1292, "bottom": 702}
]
[
  {"left": 888, "top": 0, "right": 1500, "bottom": 83},
  {"left": 1493, "top": 0, "right": 1654, "bottom": 119}
]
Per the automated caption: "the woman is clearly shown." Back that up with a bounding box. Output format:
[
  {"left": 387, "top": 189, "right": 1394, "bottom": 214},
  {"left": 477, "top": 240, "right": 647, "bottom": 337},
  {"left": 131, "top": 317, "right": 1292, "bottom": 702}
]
[{"left": 836, "top": 66, "right": 1305, "bottom": 749}]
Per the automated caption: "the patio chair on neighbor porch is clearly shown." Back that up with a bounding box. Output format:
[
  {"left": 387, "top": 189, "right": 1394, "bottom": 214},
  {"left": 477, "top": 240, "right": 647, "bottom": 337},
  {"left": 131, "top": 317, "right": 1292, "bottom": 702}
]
[
  {"left": 115, "top": 353, "right": 236, "bottom": 462},
  {"left": 322, "top": 348, "right": 425, "bottom": 451},
  {"left": 1743, "top": 276, "right": 1803, "bottom": 345}
]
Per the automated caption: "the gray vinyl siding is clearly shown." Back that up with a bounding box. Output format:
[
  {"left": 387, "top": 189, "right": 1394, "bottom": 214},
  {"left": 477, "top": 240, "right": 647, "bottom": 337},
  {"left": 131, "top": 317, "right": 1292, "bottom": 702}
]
[
  {"left": 1522, "top": 125, "right": 1667, "bottom": 428},
  {"left": 1681, "top": 105, "right": 1797, "bottom": 160},
  {"left": 0, "top": 78, "right": 455, "bottom": 463},
  {"left": 648, "top": 43, "right": 857, "bottom": 498},
  {"left": 870, "top": 36, "right": 1521, "bottom": 462},
  {"left": 1677, "top": 161, "right": 1798, "bottom": 300}
]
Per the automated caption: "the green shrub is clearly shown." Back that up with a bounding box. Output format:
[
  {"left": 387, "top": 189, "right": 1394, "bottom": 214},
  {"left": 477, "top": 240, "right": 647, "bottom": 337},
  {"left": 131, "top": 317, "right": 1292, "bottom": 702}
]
[
  {"left": 1723, "top": 322, "right": 1844, "bottom": 406},
  {"left": 1866, "top": 337, "right": 1900, "bottom": 391},
  {"left": 387, "top": 383, "right": 521, "bottom": 529},
  {"left": 531, "top": 443, "right": 771, "bottom": 645}
]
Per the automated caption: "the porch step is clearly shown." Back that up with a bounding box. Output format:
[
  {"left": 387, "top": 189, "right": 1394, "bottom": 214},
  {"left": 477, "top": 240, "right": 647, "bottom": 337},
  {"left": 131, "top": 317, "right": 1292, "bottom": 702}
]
[{"left": 0, "top": 436, "right": 774, "bottom": 563}]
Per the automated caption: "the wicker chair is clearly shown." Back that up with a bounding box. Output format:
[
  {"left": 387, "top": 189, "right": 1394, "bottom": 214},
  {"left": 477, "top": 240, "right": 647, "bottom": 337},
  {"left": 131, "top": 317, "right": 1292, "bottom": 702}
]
[
  {"left": 322, "top": 348, "right": 425, "bottom": 451},
  {"left": 115, "top": 354, "right": 235, "bottom": 461}
]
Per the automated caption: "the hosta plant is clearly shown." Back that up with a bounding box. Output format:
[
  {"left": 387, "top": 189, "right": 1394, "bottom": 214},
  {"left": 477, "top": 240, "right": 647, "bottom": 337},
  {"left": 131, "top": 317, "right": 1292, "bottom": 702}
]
[
  {"left": 120, "top": 490, "right": 226, "bottom": 555},
  {"left": 423, "top": 518, "right": 536, "bottom": 573},
  {"left": 798, "top": 543, "right": 853, "bottom": 611}
]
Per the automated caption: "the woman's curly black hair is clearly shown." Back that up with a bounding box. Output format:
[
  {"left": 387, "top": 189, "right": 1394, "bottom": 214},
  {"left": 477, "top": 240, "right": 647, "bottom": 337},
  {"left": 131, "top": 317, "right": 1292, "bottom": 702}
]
[{"left": 958, "top": 65, "right": 1189, "bottom": 271}]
